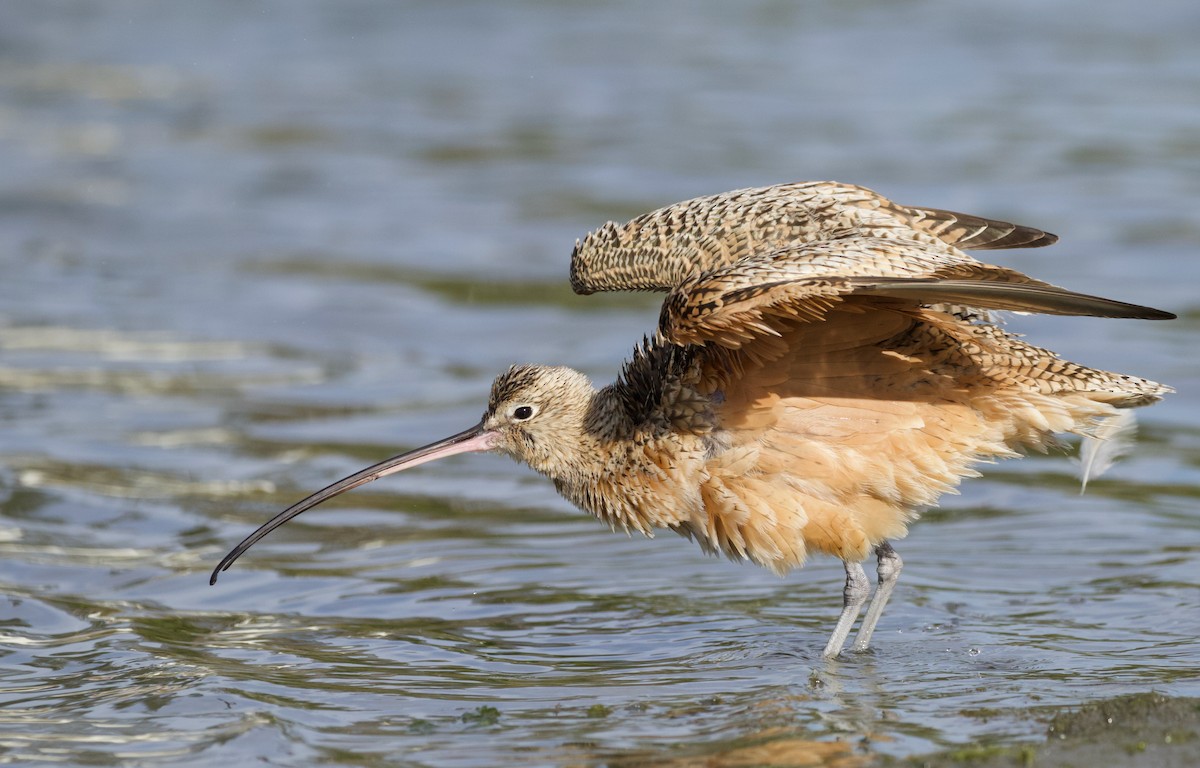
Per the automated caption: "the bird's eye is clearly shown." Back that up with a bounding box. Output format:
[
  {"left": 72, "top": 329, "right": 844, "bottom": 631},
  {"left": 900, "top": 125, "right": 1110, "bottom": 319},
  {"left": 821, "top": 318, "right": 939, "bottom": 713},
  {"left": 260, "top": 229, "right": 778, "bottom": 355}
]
[{"left": 512, "top": 405, "right": 535, "bottom": 421}]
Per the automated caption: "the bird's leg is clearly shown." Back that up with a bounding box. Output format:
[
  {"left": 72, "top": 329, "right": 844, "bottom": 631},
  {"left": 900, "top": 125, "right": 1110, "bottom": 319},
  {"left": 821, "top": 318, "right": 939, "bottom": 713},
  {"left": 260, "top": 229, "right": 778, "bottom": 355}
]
[
  {"left": 852, "top": 541, "right": 903, "bottom": 652},
  {"left": 822, "top": 560, "right": 870, "bottom": 658}
]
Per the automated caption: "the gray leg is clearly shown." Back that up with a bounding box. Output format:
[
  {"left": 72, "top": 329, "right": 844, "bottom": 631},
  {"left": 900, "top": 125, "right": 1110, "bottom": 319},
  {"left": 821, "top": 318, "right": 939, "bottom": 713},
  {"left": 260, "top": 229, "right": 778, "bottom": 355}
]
[
  {"left": 852, "top": 541, "right": 903, "bottom": 652},
  {"left": 822, "top": 560, "right": 870, "bottom": 658}
]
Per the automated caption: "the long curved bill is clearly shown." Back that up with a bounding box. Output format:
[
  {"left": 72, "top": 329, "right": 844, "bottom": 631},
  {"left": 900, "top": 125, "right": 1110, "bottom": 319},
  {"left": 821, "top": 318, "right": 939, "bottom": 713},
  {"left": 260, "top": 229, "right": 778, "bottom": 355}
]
[{"left": 209, "top": 422, "right": 499, "bottom": 585}]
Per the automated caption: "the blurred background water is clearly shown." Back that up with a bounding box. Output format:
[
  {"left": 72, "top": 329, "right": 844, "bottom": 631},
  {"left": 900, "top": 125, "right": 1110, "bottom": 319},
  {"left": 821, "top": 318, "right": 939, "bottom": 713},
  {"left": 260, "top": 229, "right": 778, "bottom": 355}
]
[{"left": 0, "top": 1, "right": 1197, "bottom": 765}]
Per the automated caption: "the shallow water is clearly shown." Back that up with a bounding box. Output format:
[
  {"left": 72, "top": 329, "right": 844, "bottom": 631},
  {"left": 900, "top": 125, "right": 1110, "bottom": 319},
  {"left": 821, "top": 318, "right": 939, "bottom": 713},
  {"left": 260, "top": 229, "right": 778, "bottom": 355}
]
[{"left": 1, "top": 1, "right": 1199, "bottom": 765}]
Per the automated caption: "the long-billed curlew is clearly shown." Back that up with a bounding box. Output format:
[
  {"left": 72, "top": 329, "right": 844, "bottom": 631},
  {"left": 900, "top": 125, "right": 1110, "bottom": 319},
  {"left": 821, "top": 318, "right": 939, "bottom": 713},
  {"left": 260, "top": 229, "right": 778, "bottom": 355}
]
[{"left": 211, "top": 181, "right": 1174, "bottom": 657}]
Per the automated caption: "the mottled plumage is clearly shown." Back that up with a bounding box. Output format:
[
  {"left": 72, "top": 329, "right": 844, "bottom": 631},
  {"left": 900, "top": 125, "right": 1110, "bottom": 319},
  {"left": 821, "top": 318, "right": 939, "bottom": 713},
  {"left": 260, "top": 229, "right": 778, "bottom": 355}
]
[
  {"left": 213, "top": 181, "right": 1173, "bottom": 657},
  {"left": 570, "top": 181, "right": 1059, "bottom": 294}
]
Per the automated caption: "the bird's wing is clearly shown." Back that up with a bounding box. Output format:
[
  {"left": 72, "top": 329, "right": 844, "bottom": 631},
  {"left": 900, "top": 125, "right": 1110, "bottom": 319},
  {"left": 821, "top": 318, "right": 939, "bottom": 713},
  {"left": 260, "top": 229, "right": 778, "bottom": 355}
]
[
  {"left": 570, "top": 181, "right": 1057, "bottom": 294},
  {"left": 658, "top": 237, "right": 1168, "bottom": 573},
  {"left": 658, "top": 237, "right": 1172, "bottom": 349}
]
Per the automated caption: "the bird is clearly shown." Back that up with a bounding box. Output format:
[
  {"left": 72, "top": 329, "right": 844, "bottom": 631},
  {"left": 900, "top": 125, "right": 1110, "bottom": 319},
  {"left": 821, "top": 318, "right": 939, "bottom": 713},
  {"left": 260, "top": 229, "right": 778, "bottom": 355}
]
[{"left": 210, "top": 181, "right": 1174, "bottom": 657}]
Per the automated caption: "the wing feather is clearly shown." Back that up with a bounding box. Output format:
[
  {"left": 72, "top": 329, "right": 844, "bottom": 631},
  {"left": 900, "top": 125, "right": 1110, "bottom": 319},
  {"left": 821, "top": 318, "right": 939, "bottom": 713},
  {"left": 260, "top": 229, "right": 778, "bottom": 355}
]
[
  {"left": 900, "top": 207, "right": 1058, "bottom": 250},
  {"left": 659, "top": 238, "right": 1173, "bottom": 348}
]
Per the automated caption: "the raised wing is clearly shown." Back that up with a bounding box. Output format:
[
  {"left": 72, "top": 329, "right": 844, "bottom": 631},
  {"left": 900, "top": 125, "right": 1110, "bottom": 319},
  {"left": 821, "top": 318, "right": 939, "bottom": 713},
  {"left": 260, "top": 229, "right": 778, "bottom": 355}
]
[
  {"left": 570, "top": 181, "right": 1058, "bottom": 294},
  {"left": 657, "top": 238, "right": 1173, "bottom": 349}
]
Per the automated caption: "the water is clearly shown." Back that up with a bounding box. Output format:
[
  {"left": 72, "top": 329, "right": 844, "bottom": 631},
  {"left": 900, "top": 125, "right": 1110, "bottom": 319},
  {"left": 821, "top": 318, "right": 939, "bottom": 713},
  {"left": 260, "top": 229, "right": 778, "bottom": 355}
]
[{"left": 1, "top": 1, "right": 1198, "bottom": 765}]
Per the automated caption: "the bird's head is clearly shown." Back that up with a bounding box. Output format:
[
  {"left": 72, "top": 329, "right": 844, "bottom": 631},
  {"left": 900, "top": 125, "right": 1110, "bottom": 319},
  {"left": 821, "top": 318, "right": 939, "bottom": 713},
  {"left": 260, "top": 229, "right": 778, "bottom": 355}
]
[
  {"left": 209, "top": 364, "right": 595, "bottom": 584},
  {"left": 482, "top": 364, "right": 596, "bottom": 474}
]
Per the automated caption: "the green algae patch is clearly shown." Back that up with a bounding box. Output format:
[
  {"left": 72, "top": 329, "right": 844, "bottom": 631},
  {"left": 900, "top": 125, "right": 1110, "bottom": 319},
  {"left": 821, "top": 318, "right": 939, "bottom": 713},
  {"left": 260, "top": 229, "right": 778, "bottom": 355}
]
[{"left": 896, "top": 693, "right": 1200, "bottom": 768}]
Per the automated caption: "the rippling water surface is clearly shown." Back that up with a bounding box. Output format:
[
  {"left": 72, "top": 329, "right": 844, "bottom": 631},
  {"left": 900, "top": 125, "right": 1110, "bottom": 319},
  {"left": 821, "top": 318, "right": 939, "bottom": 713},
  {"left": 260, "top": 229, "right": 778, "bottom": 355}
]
[{"left": 2, "top": 2, "right": 1198, "bottom": 765}]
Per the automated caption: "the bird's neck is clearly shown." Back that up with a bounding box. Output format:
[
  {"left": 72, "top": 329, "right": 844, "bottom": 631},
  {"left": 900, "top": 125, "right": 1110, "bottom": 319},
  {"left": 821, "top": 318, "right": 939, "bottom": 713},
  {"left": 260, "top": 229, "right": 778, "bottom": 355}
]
[
  {"left": 520, "top": 347, "right": 714, "bottom": 530},
  {"left": 552, "top": 382, "right": 712, "bottom": 536}
]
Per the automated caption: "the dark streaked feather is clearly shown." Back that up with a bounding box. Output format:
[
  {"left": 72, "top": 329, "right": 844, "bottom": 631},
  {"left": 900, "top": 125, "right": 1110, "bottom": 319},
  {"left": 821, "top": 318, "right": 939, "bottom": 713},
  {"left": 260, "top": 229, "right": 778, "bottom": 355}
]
[{"left": 901, "top": 207, "right": 1059, "bottom": 250}]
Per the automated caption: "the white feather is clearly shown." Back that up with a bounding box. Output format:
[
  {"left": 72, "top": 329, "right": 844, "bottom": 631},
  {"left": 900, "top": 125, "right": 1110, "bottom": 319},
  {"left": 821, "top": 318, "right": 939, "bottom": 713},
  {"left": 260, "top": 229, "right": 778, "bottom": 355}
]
[{"left": 1078, "top": 409, "right": 1138, "bottom": 493}]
